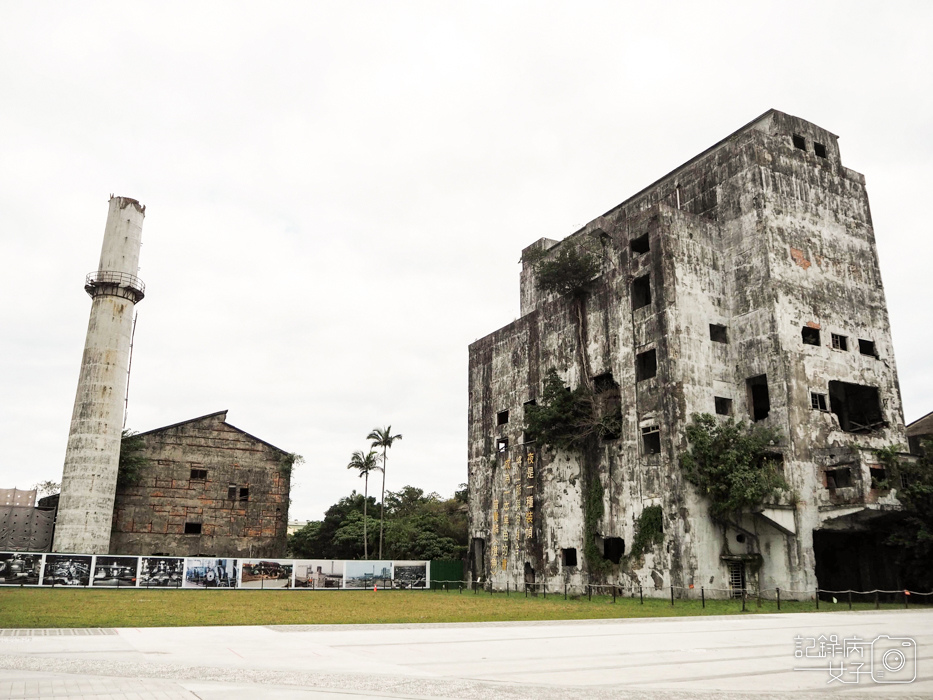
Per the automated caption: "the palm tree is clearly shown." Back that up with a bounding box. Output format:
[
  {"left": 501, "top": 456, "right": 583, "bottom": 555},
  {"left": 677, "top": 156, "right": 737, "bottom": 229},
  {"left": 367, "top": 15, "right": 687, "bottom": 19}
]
[
  {"left": 368, "top": 426, "right": 402, "bottom": 559},
  {"left": 347, "top": 450, "right": 381, "bottom": 559}
]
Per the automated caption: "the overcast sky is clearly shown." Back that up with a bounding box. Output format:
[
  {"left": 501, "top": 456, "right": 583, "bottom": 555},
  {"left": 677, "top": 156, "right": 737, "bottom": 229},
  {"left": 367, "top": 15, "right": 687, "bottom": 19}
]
[{"left": 1, "top": 1, "right": 930, "bottom": 522}]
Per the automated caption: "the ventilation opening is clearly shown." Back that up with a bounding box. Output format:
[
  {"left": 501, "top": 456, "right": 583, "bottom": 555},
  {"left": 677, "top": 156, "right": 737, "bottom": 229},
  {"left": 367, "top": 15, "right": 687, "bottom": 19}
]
[
  {"left": 859, "top": 339, "right": 877, "bottom": 357},
  {"left": 828, "top": 381, "right": 883, "bottom": 433},
  {"left": 496, "top": 437, "right": 509, "bottom": 453},
  {"left": 831, "top": 333, "right": 848, "bottom": 351},
  {"left": 497, "top": 410, "right": 509, "bottom": 426},
  {"left": 810, "top": 392, "right": 828, "bottom": 411},
  {"left": 728, "top": 562, "right": 746, "bottom": 597},
  {"left": 561, "top": 548, "right": 578, "bottom": 567},
  {"left": 714, "top": 397, "right": 733, "bottom": 416},
  {"left": 802, "top": 326, "right": 820, "bottom": 346},
  {"left": 630, "top": 232, "right": 650, "bottom": 255},
  {"left": 814, "top": 142, "right": 827, "bottom": 158},
  {"left": 824, "top": 466, "right": 853, "bottom": 489},
  {"left": 227, "top": 484, "right": 237, "bottom": 500},
  {"left": 870, "top": 467, "right": 887, "bottom": 490},
  {"left": 239, "top": 487, "right": 249, "bottom": 502},
  {"left": 635, "top": 349, "right": 657, "bottom": 381},
  {"left": 792, "top": 134, "right": 806, "bottom": 150},
  {"left": 746, "top": 374, "right": 770, "bottom": 421},
  {"left": 184, "top": 522, "right": 202, "bottom": 535},
  {"left": 641, "top": 425, "right": 661, "bottom": 454},
  {"left": 632, "top": 275, "right": 651, "bottom": 309},
  {"left": 709, "top": 324, "right": 728, "bottom": 343},
  {"left": 190, "top": 469, "right": 207, "bottom": 480},
  {"left": 602, "top": 537, "right": 624, "bottom": 564}
]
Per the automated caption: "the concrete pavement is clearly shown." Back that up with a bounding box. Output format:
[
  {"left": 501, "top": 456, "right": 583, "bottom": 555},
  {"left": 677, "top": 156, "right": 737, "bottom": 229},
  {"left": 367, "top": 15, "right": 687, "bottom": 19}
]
[{"left": 1, "top": 610, "right": 931, "bottom": 698}]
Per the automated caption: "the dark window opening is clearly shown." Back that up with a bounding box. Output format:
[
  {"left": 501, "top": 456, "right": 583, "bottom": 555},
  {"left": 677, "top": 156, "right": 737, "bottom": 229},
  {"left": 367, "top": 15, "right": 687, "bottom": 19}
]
[
  {"left": 814, "top": 142, "right": 827, "bottom": 158},
  {"left": 239, "top": 487, "right": 249, "bottom": 502},
  {"left": 792, "top": 134, "right": 806, "bottom": 151},
  {"left": 811, "top": 392, "right": 828, "bottom": 411},
  {"left": 523, "top": 399, "right": 537, "bottom": 408},
  {"left": 709, "top": 324, "right": 728, "bottom": 343},
  {"left": 496, "top": 437, "right": 509, "bottom": 453},
  {"left": 227, "top": 484, "right": 237, "bottom": 500},
  {"left": 497, "top": 410, "right": 509, "bottom": 426},
  {"left": 635, "top": 350, "right": 657, "bottom": 381},
  {"left": 602, "top": 537, "right": 624, "bottom": 564},
  {"left": 728, "top": 562, "right": 746, "bottom": 597},
  {"left": 184, "top": 522, "right": 202, "bottom": 535},
  {"left": 859, "top": 339, "right": 877, "bottom": 357},
  {"left": 802, "top": 326, "right": 820, "bottom": 345},
  {"left": 901, "top": 472, "right": 912, "bottom": 490},
  {"left": 831, "top": 333, "right": 848, "bottom": 351},
  {"left": 714, "top": 397, "right": 733, "bottom": 416},
  {"left": 561, "top": 548, "right": 578, "bottom": 567},
  {"left": 190, "top": 468, "right": 207, "bottom": 480},
  {"left": 631, "top": 232, "right": 650, "bottom": 255},
  {"left": 642, "top": 425, "right": 661, "bottom": 454},
  {"left": 592, "top": 373, "right": 618, "bottom": 393},
  {"left": 632, "top": 275, "right": 651, "bottom": 309},
  {"left": 747, "top": 374, "right": 770, "bottom": 421},
  {"left": 828, "top": 380, "right": 883, "bottom": 433},
  {"left": 870, "top": 467, "right": 887, "bottom": 490},
  {"left": 592, "top": 373, "right": 621, "bottom": 440},
  {"left": 825, "top": 467, "right": 853, "bottom": 489}
]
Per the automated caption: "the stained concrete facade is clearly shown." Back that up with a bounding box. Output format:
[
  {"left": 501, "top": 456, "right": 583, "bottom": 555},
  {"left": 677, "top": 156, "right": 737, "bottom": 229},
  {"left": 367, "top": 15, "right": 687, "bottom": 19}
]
[
  {"left": 468, "top": 110, "right": 907, "bottom": 597},
  {"left": 54, "top": 196, "right": 147, "bottom": 554},
  {"left": 109, "top": 411, "right": 291, "bottom": 558}
]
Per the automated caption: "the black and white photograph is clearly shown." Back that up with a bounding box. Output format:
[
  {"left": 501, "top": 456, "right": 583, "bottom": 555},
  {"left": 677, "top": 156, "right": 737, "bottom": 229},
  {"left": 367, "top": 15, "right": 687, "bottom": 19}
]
[
  {"left": 41, "top": 554, "right": 91, "bottom": 587},
  {"left": 392, "top": 561, "right": 428, "bottom": 589},
  {"left": 239, "top": 559, "right": 292, "bottom": 589},
  {"left": 0, "top": 552, "right": 43, "bottom": 586},
  {"left": 344, "top": 560, "right": 392, "bottom": 589},
  {"left": 184, "top": 558, "right": 237, "bottom": 588},
  {"left": 138, "top": 557, "right": 184, "bottom": 588},
  {"left": 91, "top": 556, "right": 139, "bottom": 587},
  {"left": 293, "top": 560, "right": 344, "bottom": 589}
]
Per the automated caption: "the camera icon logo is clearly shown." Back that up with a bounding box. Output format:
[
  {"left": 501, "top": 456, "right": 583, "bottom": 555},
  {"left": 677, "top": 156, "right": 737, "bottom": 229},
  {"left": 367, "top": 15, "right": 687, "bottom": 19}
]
[{"left": 871, "top": 636, "right": 916, "bottom": 684}]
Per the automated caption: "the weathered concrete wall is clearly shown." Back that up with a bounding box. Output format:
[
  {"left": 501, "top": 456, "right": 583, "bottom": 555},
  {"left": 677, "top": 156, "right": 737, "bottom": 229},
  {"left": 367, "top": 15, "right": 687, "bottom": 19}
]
[
  {"left": 54, "top": 196, "right": 146, "bottom": 554},
  {"left": 109, "top": 411, "right": 290, "bottom": 558},
  {"left": 468, "top": 110, "right": 907, "bottom": 597}
]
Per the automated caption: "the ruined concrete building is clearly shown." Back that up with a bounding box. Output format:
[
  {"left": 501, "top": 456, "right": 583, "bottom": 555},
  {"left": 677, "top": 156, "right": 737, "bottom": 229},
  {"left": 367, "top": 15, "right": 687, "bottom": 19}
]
[
  {"left": 109, "top": 411, "right": 292, "bottom": 558},
  {"left": 468, "top": 110, "right": 908, "bottom": 597}
]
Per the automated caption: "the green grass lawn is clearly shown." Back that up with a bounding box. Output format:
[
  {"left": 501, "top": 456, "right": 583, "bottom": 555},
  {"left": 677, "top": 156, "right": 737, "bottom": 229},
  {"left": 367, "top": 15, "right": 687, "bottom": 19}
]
[{"left": 0, "top": 587, "right": 912, "bottom": 629}]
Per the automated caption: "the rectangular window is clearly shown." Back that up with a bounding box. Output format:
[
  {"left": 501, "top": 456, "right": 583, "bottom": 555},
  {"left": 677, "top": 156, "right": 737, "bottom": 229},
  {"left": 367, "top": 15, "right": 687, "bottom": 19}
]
[
  {"left": 630, "top": 232, "right": 650, "bottom": 255},
  {"left": 496, "top": 437, "right": 509, "bottom": 453},
  {"left": 709, "top": 324, "right": 728, "bottom": 343},
  {"left": 870, "top": 467, "right": 887, "bottom": 490},
  {"left": 814, "top": 142, "right": 827, "bottom": 158},
  {"left": 714, "top": 397, "right": 733, "bottom": 416},
  {"left": 635, "top": 349, "right": 657, "bottom": 381},
  {"left": 602, "top": 537, "right": 625, "bottom": 564},
  {"left": 802, "top": 326, "right": 820, "bottom": 346},
  {"left": 728, "top": 562, "right": 746, "bottom": 597},
  {"left": 828, "top": 381, "right": 883, "bottom": 433},
  {"left": 561, "top": 548, "right": 578, "bottom": 567},
  {"left": 858, "top": 339, "right": 877, "bottom": 357},
  {"left": 831, "top": 333, "right": 848, "bottom": 351},
  {"left": 810, "top": 392, "right": 828, "bottom": 411},
  {"left": 239, "top": 487, "right": 249, "bottom": 502},
  {"left": 496, "top": 410, "right": 509, "bottom": 426},
  {"left": 792, "top": 134, "right": 806, "bottom": 151},
  {"left": 190, "top": 468, "right": 207, "bottom": 480},
  {"left": 825, "top": 467, "right": 853, "bottom": 489},
  {"left": 227, "top": 484, "right": 237, "bottom": 500},
  {"left": 184, "top": 522, "right": 202, "bottom": 535},
  {"left": 632, "top": 275, "right": 651, "bottom": 309},
  {"left": 747, "top": 375, "right": 770, "bottom": 422},
  {"left": 641, "top": 425, "right": 661, "bottom": 454}
]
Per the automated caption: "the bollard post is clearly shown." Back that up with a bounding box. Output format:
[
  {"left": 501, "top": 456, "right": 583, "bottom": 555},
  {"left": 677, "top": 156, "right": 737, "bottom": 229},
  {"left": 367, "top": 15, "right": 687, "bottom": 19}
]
[
  {"left": 757, "top": 588, "right": 761, "bottom": 608},
  {"left": 777, "top": 588, "right": 781, "bottom": 611},
  {"left": 640, "top": 585, "right": 643, "bottom": 605},
  {"left": 544, "top": 582, "right": 547, "bottom": 599},
  {"left": 612, "top": 587, "right": 616, "bottom": 604},
  {"left": 742, "top": 589, "right": 747, "bottom": 612},
  {"left": 588, "top": 585, "right": 591, "bottom": 602},
  {"left": 905, "top": 591, "right": 909, "bottom": 609},
  {"left": 848, "top": 591, "right": 852, "bottom": 610},
  {"left": 701, "top": 586, "right": 705, "bottom": 609},
  {"left": 564, "top": 584, "right": 567, "bottom": 600},
  {"left": 507, "top": 582, "right": 509, "bottom": 597},
  {"left": 671, "top": 586, "right": 674, "bottom": 606},
  {"left": 459, "top": 584, "right": 462, "bottom": 594},
  {"left": 474, "top": 580, "right": 477, "bottom": 595},
  {"left": 875, "top": 591, "right": 879, "bottom": 609},
  {"left": 524, "top": 583, "right": 527, "bottom": 598},
  {"left": 815, "top": 589, "right": 819, "bottom": 609}
]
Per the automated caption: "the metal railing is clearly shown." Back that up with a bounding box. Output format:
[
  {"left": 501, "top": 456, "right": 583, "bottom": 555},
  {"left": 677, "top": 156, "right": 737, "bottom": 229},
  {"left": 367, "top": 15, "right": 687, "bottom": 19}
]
[{"left": 85, "top": 270, "right": 145, "bottom": 301}]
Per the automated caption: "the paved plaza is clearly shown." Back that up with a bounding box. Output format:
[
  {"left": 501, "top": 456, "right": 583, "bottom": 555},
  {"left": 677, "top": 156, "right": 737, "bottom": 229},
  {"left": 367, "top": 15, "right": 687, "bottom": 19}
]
[{"left": 1, "top": 610, "right": 931, "bottom": 699}]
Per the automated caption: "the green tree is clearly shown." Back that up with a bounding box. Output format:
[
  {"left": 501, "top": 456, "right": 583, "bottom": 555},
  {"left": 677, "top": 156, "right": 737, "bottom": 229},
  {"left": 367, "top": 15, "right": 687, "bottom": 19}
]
[
  {"left": 347, "top": 450, "right": 381, "bottom": 559},
  {"left": 368, "top": 425, "right": 402, "bottom": 559},
  {"left": 679, "top": 414, "right": 786, "bottom": 524}
]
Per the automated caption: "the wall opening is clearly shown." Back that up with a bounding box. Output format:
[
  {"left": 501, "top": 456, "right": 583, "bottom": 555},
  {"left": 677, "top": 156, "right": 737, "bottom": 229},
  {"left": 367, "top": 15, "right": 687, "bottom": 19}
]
[
  {"left": 813, "top": 530, "right": 897, "bottom": 594},
  {"left": 858, "top": 339, "right": 877, "bottom": 357},
  {"left": 238, "top": 487, "right": 250, "bottom": 502},
  {"left": 184, "top": 522, "right": 202, "bottom": 535},
  {"left": 635, "top": 349, "right": 657, "bottom": 381},
  {"left": 632, "top": 275, "right": 651, "bottom": 309},
  {"left": 824, "top": 466, "right": 853, "bottom": 489},
  {"left": 523, "top": 561, "right": 535, "bottom": 591},
  {"left": 792, "top": 134, "right": 806, "bottom": 150},
  {"left": 561, "top": 548, "right": 578, "bottom": 567},
  {"left": 631, "top": 232, "right": 650, "bottom": 255},
  {"left": 714, "top": 397, "right": 733, "bottom": 416},
  {"left": 190, "top": 468, "right": 207, "bottom": 481},
  {"left": 709, "top": 324, "right": 728, "bottom": 343},
  {"left": 746, "top": 375, "right": 770, "bottom": 421},
  {"left": 227, "top": 484, "right": 237, "bottom": 500},
  {"left": 592, "top": 372, "right": 621, "bottom": 440},
  {"left": 870, "top": 466, "right": 887, "bottom": 490},
  {"left": 814, "top": 142, "right": 827, "bottom": 158},
  {"left": 828, "top": 381, "right": 883, "bottom": 432},
  {"left": 727, "top": 562, "right": 745, "bottom": 597},
  {"left": 496, "top": 410, "right": 509, "bottom": 426},
  {"left": 810, "top": 392, "right": 828, "bottom": 411},
  {"left": 496, "top": 437, "right": 509, "bottom": 453},
  {"left": 831, "top": 333, "right": 848, "bottom": 351},
  {"left": 602, "top": 537, "right": 624, "bottom": 564},
  {"left": 802, "top": 326, "right": 820, "bottom": 346},
  {"left": 641, "top": 425, "right": 661, "bottom": 454}
]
